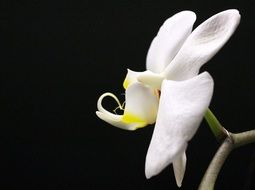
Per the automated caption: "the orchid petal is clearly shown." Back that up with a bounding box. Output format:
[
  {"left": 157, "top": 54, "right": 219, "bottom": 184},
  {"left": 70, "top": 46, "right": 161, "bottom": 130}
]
[
  {"left": 145, "top": 72, "right": 214, "bottom": 179},
  {"left": 146, "top": 11, "right": 196, "bottom": 73},
  {"left": 163, "top": 9, "right": 240, "bottom": 81},
  {"left": 96, "top": 82, "right": 159, "bottom": 130},
  {"left": 173, "top": 151, "right": 187, "bottom": 187}
]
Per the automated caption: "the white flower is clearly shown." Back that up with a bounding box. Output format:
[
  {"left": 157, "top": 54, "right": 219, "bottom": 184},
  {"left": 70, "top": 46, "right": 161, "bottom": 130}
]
[{"left": 96, "top": 10, "right": 240, "bottom": 187}]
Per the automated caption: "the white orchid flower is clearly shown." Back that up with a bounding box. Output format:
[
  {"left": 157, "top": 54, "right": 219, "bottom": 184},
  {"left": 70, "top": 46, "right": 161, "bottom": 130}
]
[{"left": 96, "top": 9, "right": 240, "bottom": 187}]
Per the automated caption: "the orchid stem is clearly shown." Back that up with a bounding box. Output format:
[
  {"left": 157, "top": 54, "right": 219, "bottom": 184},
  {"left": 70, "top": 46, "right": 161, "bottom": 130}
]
[
  {"left": 198, "top": 129, "right": 255, "bottom": 190},
  {"left": 198, "top": 137, "right": 233, "bottom": 190},
  {"left": 232, "top": 130, "right": 255, "bottom": 148},
  {"left": 204, "top": 109, "right": 227, "bottom": 141}
]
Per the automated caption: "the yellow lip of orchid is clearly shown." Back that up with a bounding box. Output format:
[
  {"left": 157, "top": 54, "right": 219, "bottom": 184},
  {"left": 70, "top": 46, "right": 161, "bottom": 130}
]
[
  {"left": 122, "top": 112, "right": 147, "bottom": 127},
  {"left": 96, "top": 82, "right": 159, "bottom": 131}
]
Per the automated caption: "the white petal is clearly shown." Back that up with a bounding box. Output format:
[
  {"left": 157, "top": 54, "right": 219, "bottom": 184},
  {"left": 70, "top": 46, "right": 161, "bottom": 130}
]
[
  {"left": 96, "top": 82, "right": 159, "bottom": 130},
  {"left": 146, "top": 11, "right": 196, "bottom": 73},
  {"left": 173, "top": 151, "right": 187, "bottom": 187},
  {"left": 145, "top": 72, "right": 214, "bottom": 179},
  {"left": 163, "top": 9, "right": 240, "bottom": 80}
]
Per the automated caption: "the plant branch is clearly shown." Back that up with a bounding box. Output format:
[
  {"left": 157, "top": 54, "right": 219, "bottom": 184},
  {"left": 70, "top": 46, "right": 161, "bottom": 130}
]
[
  {"left": 198, "top": 138, "right": 233, "bottom": 190},
  {"left": 198, "top": 129, "right": 255, "bottom": 190},
  {"left": 232, "top": 130, "right": 255, "bottom": 148}
]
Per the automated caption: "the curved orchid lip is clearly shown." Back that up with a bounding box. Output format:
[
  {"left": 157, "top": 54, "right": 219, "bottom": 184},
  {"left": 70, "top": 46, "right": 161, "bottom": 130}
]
[
  {"left": 96, "top": 82, "right": 159, "bottom": 131},
  {"left": 96, "top": 92, "right": 140, "bottom": 131}
]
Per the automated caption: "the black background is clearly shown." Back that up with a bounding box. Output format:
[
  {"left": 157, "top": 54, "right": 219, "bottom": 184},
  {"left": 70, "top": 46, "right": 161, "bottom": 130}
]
[{"left": 3, "top": 0, "right": 255, "bottom": 189}]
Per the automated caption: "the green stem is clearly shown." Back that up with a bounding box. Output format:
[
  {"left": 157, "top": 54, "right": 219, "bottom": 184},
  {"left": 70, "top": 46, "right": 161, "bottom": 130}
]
[
  {"left": 198, "top": 129, "right": 255, "bottom": 190},
  {"left": 204, "top": 109, "right": 227, "bottom": 141}
]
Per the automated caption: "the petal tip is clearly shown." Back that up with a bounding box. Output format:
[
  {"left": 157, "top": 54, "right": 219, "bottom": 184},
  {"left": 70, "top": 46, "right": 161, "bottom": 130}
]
[
  {"left": 163, "top": 10, "right": 197, "bottom": 30},
  {"left": 177, "top": 182, "right": 182, "bottom": 188},
  {"left": 217, "top": 9, "right": 241, "bottom": 27},
  {"left": 145, "top": 172, "right": 152, "bottom": 179},
  {"left": 173, "top": 152, "right": 187, "bottom": 188},
  {"left": 182, "top": 10, "right": 197, "bottom": 21},
  {"left": 95, "top": 111, "right": 102, "bottom": 118},
  {"left": 145, "top": 158, "right": 156, "bottom": 179},
  {"left": 225, "top": 9, "right": 241, "bottom": 23},
  {"left": 145, "top": 165, "right": 154, "bottom": 179},
  {"left": 145, "top": 153, "right": 164, "bottom": 179},
  {"left": 226, "top": 9, "right": 240, "bottom": 15},
  {"left": 177, "top": 10, "right": 196, "bottom": 18}
]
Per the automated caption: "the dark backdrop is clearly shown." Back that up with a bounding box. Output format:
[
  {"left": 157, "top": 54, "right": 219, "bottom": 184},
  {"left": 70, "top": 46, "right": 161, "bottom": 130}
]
[{"left": 3, "top": 0, "right": 255, "bottom": 189}]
